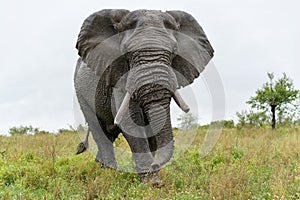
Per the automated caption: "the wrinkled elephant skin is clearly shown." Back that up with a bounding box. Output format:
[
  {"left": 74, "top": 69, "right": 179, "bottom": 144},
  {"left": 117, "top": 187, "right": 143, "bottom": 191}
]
[{"left": 74, "top": 9, "right": 213, "bottom": 182}]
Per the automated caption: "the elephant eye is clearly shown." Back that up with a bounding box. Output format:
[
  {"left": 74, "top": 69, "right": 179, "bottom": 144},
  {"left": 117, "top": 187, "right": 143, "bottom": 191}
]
[
  {"left": 129, "top": 20, "right": 137, "bottom": 29},
  {"left": 163, "top": 19, "right": 179, "bottom": 30},
  {"left": 125, "top": 18, "right": 138, "bottom": 30}
]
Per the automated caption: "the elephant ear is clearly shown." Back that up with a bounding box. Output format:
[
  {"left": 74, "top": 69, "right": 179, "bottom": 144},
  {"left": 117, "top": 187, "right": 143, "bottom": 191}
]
[
  {"left": 166, "top": 11, "right": 214, "bottom": 87},
  {"left": 76, "top": 9, "right": 130, "bottom": 86}
]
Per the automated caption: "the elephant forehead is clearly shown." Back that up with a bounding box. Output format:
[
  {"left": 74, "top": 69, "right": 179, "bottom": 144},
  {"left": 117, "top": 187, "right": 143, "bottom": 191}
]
[
  {"left": 121, "top": 27, "right": 178, "bottom": 53},
  {"left": 132, "top": 10, "right": 162, "bottom": 16},
  {"left": 128, "top": 10, "right": 170, "bottom": 22}
]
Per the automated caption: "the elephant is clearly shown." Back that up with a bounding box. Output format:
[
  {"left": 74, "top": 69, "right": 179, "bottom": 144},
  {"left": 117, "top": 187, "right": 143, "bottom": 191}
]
[{"left": 74, "top": 9, "right": 214, "bottom": 183}]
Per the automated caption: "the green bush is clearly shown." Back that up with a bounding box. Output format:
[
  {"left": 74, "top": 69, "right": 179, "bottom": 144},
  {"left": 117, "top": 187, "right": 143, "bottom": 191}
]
[
  {"left": 202, "top": 120, "right": 235, "bottom": 128},
  {"left": 8, "top": 126, "right": 52, "bottom": 136}
]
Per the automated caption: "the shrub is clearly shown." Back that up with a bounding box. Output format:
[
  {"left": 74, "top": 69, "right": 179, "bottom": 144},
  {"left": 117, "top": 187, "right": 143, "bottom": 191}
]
[{"left": 9, "top": 125, "right": 39, "bottom": 135}]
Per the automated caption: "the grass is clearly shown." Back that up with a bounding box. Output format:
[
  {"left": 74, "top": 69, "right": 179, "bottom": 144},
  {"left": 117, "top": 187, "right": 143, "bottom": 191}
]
[{"left": 0, "top": 128, "right": 299, "bottom": 199}]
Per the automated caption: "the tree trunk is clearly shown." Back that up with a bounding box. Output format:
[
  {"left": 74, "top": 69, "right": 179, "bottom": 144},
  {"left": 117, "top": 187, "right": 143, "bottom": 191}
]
[{"left": 271, "top": 105, "right": 276, "bottom": 130}]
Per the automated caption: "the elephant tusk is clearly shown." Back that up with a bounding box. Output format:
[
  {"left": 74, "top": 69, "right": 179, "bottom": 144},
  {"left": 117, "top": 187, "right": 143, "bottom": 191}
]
[
  {"left": 173, "top": 90, "right": 190, "bottom": 113},
  {"left": 114, "top": 92, "right": 131, "bottom": 125}
]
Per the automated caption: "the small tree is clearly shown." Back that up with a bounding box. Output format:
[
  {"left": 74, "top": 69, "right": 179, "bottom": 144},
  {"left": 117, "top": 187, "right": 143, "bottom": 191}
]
[
  {"left": 247, "top": 73, "right": 299, "bottom": 129},
  {"left": 177, "top": 113, "right": 198, "bottom": 130},
  {"left": 236, "top": 110, "right": 268, "bottom": 127}
]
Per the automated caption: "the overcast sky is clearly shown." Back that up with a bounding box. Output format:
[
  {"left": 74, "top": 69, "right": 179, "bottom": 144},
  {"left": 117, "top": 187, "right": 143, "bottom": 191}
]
[{"left": 0, "top": 0, "right": 299, "bottom": 134}]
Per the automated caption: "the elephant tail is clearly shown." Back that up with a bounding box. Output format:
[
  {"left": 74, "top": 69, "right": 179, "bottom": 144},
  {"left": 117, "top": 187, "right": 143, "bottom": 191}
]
[{"left": 76, "top": 127, "right": 90, "bottom": 155}]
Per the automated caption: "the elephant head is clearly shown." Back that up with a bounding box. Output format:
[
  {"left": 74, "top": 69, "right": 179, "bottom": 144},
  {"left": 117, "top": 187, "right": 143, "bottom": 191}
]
[{"left": 75, "top": 9, "right": 213, "bottom": 174}]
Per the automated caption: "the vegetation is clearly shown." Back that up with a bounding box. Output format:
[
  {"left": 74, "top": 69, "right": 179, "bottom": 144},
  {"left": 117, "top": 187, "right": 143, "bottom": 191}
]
[
  {"left": 246, "top": 73, "right": 299, "bottom": 129},
  {"left": 209, "top": 120, "right": 235, "bottom": 128},
  {"left": 1, "top": 73, "right": 299, "bottom": 199},
  {"left": 177, "top": 113, "right": 235, "bottom": 129},
  {"left": 8, "top": 126, "right": 40, "bottom": 136},
  {"left": 0, "top": 128, "right": 299, "bottom": 199},
  {"left": 236, "top": 110, "right": 268, "bottom": 128},
  {"left": 177, "top": 113, "right": 198, "bottom": 130}
]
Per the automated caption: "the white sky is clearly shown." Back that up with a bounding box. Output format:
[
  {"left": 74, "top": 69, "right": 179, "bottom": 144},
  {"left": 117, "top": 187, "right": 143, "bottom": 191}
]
[{"left": 0, "top": 0, "right": 299, "bottom": 134}]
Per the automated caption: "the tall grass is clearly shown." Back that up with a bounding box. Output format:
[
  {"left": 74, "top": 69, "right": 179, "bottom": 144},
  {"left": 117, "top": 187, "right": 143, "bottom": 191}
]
[{"left": 0, "top": 128, "right": 299, "bottom": 199}]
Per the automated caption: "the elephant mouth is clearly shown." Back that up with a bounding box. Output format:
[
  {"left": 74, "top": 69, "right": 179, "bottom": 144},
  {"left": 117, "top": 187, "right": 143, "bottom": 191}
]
[{"left": 114, "top": 89, "right": 189, "bottom": 125}]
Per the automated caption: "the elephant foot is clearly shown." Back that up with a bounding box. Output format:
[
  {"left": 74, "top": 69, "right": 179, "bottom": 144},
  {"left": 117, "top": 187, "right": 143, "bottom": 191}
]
[
  {"left": 138, "top": 172, "right": 147, "bottom": 183},
  {"left": 138, "top": 171, "right": 161, "bottom": 185},
  {"left": 95, "top": 158, "right": 117, "bottom": 170},
  {"left": 150, "top": 162, "right": 160, "bottom": 172},
  {"left": 95, "top": 159, "right": 104, "bottom": 168},
  {"left": 150, "top": 163, "right": 162, "bottom": 186},
  {"left": 150, "top": 171, "right": 161, "bottom": 186},
  {"left": 138, "top": 163, "right": 162, "bottom": 185},
  {"left": 95, "top": 150, "right": 118, "bottom": 169}
]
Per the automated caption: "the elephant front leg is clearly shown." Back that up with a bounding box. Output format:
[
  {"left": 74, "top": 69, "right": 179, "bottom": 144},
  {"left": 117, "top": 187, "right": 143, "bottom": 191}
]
[
  {"left": 79, "top": 97, "right": 118, "bottom": 169},
  {"left": 122, "top": 130, "right": 154, "bottom": 175},
  {"left": 118, "top": 105, "right": 155, "bottom": 181},
  {"left": 123, "top": 127, "right": 160, "bottom": 185},
  {"left": 122, "top": 132, "right": 160, "bottom": 184},
  {"left": 91, "top": 122, "right": 118, "bottom": 169}
]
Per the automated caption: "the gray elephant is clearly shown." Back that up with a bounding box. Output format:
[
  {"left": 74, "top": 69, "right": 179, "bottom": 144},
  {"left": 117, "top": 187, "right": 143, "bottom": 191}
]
[{"left": 74, "top": 9, "right": 213, "bottom": 183}]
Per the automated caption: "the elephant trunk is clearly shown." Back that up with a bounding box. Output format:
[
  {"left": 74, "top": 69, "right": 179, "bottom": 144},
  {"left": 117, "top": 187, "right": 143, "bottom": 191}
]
[
  {"left": 114, "top": 49, "right": 190, "bottom": 170},
  {"left": 125, "top": 49, "right": 176, "bottom": 169},
  {"left": 138, "top": 84, "right": 174, "bottom": 169}
]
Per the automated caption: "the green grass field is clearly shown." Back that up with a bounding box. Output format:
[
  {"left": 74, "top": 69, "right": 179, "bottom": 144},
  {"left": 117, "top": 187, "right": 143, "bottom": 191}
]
[{"left": 0, "top": 128, "right": 299, "bottom": 199}]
